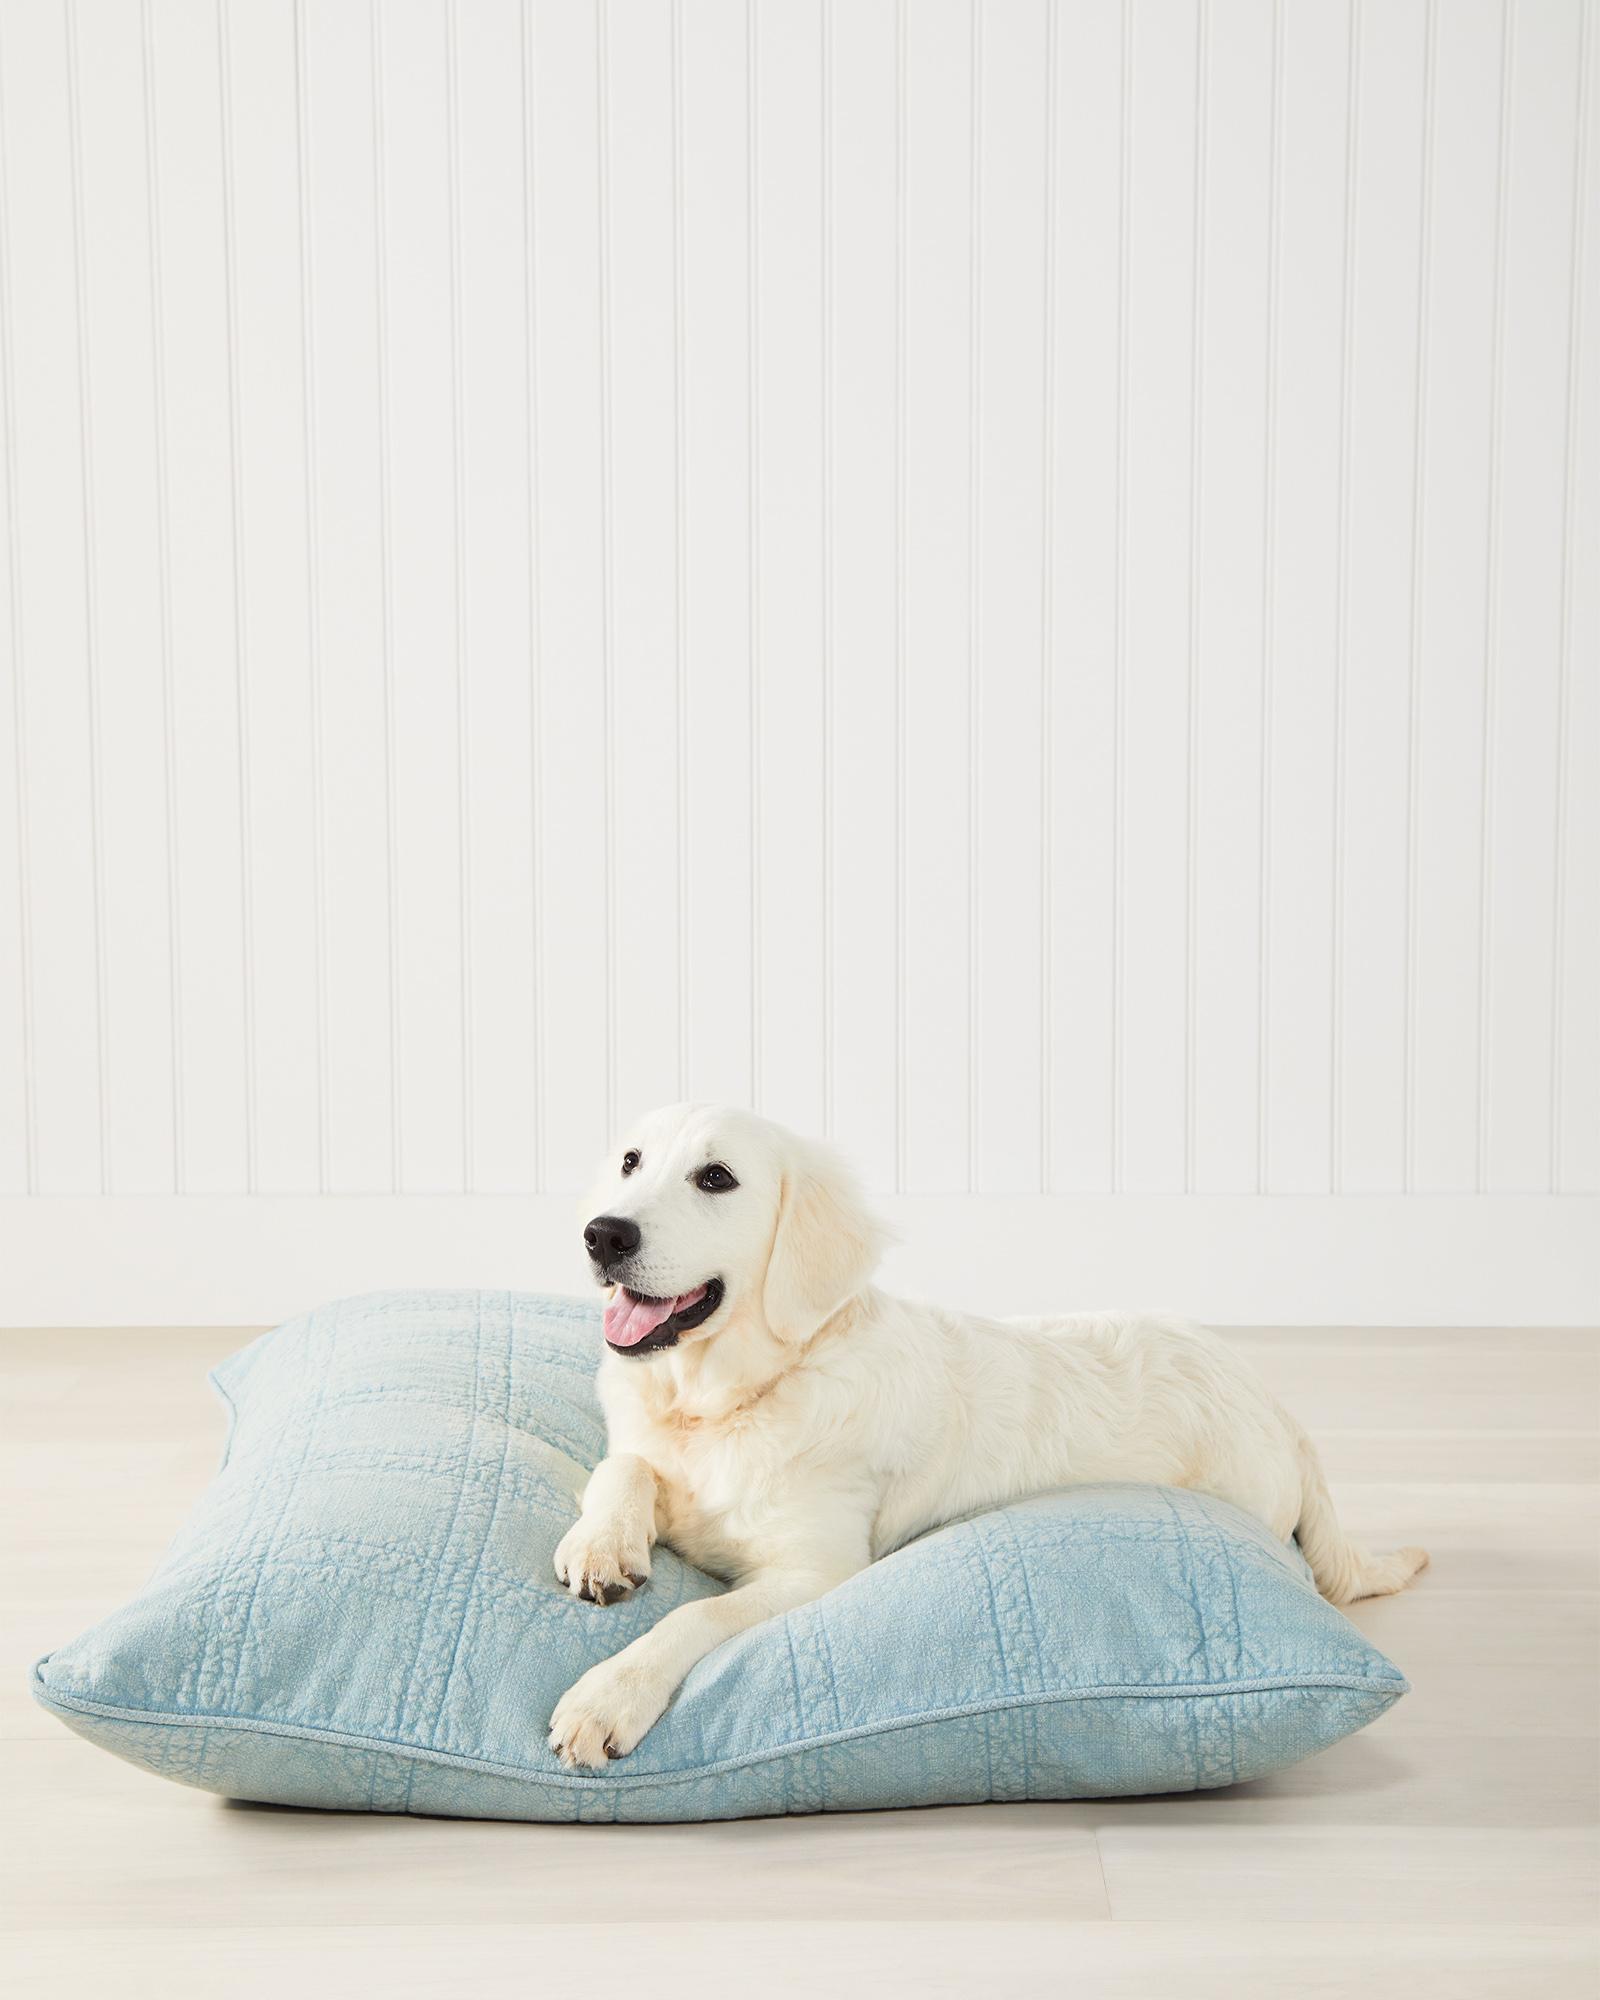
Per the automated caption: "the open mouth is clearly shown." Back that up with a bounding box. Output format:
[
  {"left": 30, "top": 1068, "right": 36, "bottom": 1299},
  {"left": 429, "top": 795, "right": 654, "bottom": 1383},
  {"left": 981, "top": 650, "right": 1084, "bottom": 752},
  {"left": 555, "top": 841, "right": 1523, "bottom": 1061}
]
[{"left": 602, "top": 1278, "right": 725, "bottom": 1356}]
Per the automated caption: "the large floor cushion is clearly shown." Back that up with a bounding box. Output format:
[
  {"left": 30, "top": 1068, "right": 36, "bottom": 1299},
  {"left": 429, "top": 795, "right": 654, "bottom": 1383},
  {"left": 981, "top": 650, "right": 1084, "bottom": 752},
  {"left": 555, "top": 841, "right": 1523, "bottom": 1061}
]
[{"left": 32, "top": 1290, "right": 1408, "bottom": 1821}]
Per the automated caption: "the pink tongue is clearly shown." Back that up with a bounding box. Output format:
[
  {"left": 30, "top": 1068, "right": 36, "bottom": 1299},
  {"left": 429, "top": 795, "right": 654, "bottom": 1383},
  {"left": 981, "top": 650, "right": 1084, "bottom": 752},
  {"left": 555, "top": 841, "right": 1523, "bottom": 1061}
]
[{"left": 603, "top": 1284, "right": 707, "bottom": 1348}]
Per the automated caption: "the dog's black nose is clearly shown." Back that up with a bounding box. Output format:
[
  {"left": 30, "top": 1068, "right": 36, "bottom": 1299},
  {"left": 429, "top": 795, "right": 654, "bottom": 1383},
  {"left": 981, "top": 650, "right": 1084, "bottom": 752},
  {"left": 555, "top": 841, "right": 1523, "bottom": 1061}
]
[{"left": 584, "top": 1215, "right": 641, "bottom": 1268}]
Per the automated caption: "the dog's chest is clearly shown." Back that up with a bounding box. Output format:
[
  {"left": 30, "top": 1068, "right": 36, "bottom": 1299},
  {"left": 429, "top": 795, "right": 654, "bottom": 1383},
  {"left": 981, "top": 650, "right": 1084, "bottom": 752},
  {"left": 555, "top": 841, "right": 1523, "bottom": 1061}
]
[{"left": 637, "top": 1411, "right": 788, "bottom": 1579}]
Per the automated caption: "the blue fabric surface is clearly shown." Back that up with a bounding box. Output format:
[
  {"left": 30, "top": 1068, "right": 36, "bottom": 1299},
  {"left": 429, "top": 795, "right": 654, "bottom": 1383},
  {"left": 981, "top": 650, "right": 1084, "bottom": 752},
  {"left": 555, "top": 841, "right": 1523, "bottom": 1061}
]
[{"left": 32, "top": 1290, "right": 1407, "bottom": 1821}]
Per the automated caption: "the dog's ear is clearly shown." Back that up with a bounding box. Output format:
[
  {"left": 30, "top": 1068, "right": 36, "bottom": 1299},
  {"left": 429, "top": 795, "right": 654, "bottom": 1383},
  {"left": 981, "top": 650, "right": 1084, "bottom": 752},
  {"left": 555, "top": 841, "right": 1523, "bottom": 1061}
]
[{"left": 761, "top": 1138, "right": 884, "bottom": 1345}]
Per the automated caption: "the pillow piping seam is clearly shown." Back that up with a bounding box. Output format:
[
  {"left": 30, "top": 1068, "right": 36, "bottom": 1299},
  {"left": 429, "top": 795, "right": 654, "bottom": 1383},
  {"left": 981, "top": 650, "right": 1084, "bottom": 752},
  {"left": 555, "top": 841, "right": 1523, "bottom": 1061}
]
[{"left": 29, "top": 1663, "right": 1406, "bottom": 1795}]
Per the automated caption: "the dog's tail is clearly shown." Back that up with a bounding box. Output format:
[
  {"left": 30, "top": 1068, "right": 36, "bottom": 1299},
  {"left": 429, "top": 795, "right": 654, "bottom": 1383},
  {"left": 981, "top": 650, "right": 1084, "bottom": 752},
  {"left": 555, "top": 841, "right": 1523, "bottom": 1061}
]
[{"left": 1294, "top": 1428, "right": 1429, "bottom": 1606}]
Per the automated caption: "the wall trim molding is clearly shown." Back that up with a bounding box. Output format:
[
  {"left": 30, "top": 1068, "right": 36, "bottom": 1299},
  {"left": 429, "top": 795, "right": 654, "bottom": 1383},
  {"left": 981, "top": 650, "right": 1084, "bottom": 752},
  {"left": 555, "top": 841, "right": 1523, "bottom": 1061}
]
[{"left": 2, "top": 1194, "right": 1594, "bottom": 1327}]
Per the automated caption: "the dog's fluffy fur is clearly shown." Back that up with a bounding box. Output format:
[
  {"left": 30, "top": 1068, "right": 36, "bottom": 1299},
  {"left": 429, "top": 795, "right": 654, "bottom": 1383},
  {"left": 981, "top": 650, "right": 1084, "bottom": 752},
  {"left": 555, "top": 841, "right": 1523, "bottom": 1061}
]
[{"left": 548, "top": 1104, "right": 1427, "bottom": 1768}]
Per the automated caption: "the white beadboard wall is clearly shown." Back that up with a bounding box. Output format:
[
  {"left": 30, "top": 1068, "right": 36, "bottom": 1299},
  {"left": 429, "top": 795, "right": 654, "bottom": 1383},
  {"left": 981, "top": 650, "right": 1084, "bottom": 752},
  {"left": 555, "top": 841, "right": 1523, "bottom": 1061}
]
[{"left": 1, "top": 0, "right": 1597, "bottom": 1323}]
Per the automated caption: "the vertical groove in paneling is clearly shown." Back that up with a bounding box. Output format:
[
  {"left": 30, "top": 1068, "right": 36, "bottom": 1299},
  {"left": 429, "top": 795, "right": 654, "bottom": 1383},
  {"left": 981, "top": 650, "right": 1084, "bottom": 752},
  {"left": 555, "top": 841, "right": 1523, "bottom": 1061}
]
[
  {"left": 893, "top": 0, "right": 908, "bottom": 1190},
  {"left": 747, "top": 0, "right": 762, "bottom": 1116},
  {"left": 63, "top": 0, "right": 109, "bottom": 1193},
  {"left": 965, "top": 0, "right": 982, "bottom": 1193},
  {"left": 1549, "top": 0, "right": 1590, "bottom": 1195},
  {"left": 1182, "top": 0, "right": 1210, "bottom": 1195},
  {"left": 820, "top": 0, "right": 834, "bottom": 1140},
  {"left": 1254, "top": 0, "right": 1284, "bottom": 1194},
  {"left": 1330, "top": 0, "right": 1362, "bottom": 1195},
  {"left": 1032, "top": 0, "right": 1056, "bottom": 1192},
  {"left": 215, "top": 0, "right": 256, "bottom": 1194},
  {"left": 594, "top": 0, "right": 616, "bottom": 1149},
  {"left": 0, "top": 0, "right": 36, "bottom": 1193},
  {"left": 1476, "top": 0, "right": 1516, "bottom": 1193},
  {"left": 291, "top": 0, "right": 328, "bottom": 1194},
  {"left": 1110, "top": 0, "right": 1132, "bottom": 1195},
  {"left": 140, "top": 0, "right": 184, "bottom": 1192},
  {"left": 520, "top": 0, "right": 544, "bottom": 1193},
  {"left": 671, "top": 0, "right": 689, "bottom": 1106},
  {"left": 445, "top": 0, "right": 473, "bottom": 1188},
  {"left": 369, "top": 0, "right": 401, "bottom": 1191},
  {"left": 1402, "top": 0, "right": 1438, "bottom": 1194}
]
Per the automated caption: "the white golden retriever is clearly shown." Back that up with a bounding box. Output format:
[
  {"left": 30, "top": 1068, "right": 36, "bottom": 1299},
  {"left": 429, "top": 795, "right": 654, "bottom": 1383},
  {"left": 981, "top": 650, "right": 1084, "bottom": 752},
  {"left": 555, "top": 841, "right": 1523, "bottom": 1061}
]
[{"left": 548, "top": 1103, "right": 1427, "bottom": 1768}]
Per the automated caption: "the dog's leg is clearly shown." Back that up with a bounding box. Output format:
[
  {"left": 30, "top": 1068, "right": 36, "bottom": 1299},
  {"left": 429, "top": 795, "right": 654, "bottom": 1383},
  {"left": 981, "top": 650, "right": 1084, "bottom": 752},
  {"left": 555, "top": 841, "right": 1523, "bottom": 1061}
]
[
  {"left": 548, "top": 1555, "right": 860, "bottom": 1768},
  {"left": 553, "top": 1453, "right": 660, "bottom": 1606}
]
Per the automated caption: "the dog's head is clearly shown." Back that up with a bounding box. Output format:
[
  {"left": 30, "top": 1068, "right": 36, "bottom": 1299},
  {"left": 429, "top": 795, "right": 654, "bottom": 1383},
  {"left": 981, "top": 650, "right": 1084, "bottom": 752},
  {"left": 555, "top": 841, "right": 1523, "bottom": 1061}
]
[{"left": 580, "top": 1104, "right": 883, "bottom": 1360}]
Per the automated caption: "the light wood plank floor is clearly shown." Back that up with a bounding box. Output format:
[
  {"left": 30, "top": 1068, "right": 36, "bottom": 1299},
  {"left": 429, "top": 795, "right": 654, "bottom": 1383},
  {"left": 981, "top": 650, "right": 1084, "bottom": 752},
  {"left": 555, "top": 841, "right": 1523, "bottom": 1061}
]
[{"left": 3, "top": 1326, "right": 1597, "bottom": 1998}]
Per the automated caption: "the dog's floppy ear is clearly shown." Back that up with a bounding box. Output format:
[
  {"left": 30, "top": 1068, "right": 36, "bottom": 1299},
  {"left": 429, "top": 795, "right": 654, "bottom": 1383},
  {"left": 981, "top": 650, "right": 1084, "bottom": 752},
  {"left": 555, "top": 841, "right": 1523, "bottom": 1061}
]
[{"left": 762, "top": 1137, "right": 884, "bottom": 1345}]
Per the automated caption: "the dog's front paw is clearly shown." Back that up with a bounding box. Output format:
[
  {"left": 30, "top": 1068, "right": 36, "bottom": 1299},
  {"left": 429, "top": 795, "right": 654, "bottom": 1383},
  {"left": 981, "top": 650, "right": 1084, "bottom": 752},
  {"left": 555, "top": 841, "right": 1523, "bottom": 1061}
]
[
  {"left": 548, "top": 1656, "right": 668, "bottom": 1769},
  {"left": 553, "top": 1518, "right": 652, "bottom": 1606}
]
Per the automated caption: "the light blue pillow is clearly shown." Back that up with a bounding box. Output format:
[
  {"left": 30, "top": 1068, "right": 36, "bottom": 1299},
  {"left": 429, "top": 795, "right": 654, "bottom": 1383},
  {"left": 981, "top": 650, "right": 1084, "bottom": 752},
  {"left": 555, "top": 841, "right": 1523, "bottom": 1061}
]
[{"left": 33, "top": 1290, "right": 1407, "bottom": 1821}]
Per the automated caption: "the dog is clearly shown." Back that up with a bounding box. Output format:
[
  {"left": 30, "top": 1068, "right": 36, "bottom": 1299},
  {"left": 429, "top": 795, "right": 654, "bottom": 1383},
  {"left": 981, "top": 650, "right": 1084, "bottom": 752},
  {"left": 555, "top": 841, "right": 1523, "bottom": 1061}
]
[{"left": 547, "top": 1103, "right": 1427, "bottom": 1768}]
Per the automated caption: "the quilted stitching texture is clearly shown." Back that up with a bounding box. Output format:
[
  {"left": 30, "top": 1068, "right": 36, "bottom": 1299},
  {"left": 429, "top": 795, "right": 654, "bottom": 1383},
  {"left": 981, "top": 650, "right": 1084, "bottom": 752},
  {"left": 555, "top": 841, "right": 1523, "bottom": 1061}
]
[{"left": 32, "top": 1290, "right": 1408, "bottom": 1822}]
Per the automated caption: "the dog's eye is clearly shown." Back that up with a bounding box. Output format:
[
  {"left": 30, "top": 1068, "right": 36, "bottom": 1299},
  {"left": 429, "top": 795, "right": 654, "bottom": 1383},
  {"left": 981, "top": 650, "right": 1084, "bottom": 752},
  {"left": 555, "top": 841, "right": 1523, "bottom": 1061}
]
[
  {"left": 621, "top": 1149, "right": 640, "bottom": 1176},
  {"left": 694, "top": 1162, "right": 738, "bottom": 1193}
]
